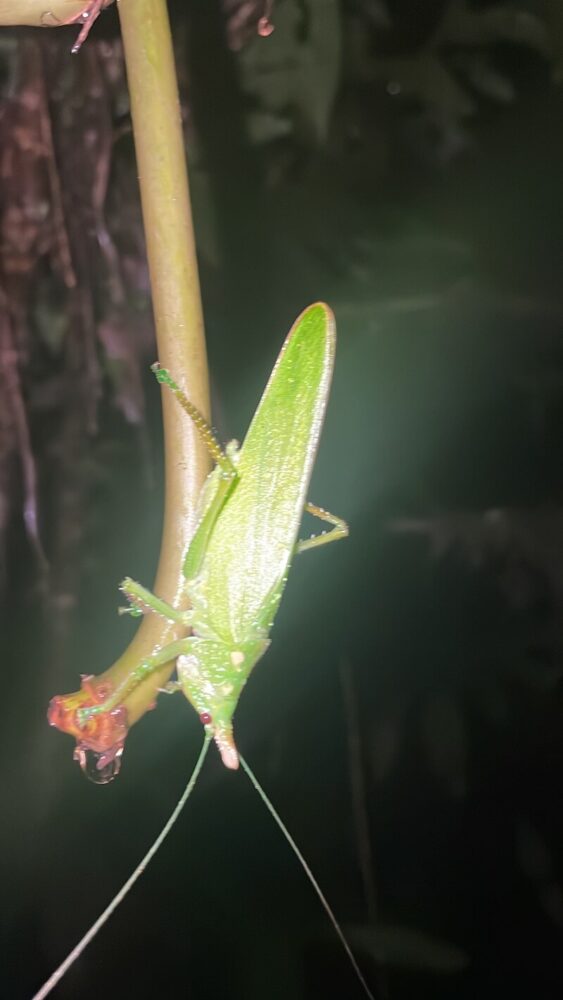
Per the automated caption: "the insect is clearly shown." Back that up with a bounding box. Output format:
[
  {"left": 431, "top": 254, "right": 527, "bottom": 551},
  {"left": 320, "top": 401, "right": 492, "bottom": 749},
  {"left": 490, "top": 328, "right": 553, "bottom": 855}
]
[
  {"left": 65, "top": 301, "right": 348, "bottom": 769},
  {"left": 40, "top": 304, "right": 375, "bottom": 1000}
]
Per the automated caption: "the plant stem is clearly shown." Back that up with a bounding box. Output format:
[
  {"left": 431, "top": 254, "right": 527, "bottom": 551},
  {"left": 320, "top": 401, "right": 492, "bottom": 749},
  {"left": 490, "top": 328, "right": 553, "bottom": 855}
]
[
  {"left": 94, "top": 0, "right": 210, "bottom": 725},
  {"left": 0, "top": 0, "right": 208, "bottom": 728}
]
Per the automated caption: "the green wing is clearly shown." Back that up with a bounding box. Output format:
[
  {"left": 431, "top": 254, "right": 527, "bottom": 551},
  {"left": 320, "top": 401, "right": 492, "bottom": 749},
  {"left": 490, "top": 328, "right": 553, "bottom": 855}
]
[{"left": 191, "top": 303, "right": 335, "bottom": 644}]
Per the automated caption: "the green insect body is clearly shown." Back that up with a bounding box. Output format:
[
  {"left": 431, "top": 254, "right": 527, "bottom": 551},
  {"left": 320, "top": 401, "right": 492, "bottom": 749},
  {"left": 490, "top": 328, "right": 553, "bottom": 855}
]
[{"left": 83, "top": 302, "right": 348, "bottom": 768}]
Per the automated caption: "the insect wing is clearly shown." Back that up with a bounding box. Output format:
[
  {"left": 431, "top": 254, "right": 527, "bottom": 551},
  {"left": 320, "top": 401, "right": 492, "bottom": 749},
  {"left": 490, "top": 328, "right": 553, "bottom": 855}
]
[{"left": 193, "top": 303, "right": 335, "bottom": 643}]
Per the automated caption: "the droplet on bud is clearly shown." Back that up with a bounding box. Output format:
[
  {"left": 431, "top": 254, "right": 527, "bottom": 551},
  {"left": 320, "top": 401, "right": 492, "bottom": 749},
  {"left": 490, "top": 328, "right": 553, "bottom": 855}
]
[{"left": 74, "top": 742, "right": 124, "bottom": 784}]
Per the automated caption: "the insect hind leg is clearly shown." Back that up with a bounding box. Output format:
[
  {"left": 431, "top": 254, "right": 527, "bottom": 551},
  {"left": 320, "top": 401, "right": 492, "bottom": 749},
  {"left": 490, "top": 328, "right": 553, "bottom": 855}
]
[
  {"left": 151, "top": 365, "right": 236, "bottom": 477},
  {"left": 295, "top": 502, "right": 349, "bottom": 555}
]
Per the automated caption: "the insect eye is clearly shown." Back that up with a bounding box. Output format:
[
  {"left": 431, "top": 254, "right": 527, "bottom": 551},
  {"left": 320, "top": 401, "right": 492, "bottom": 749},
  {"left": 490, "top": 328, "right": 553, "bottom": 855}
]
[{"left": 199, "top": 711, "right": 213, "bottom": 725}]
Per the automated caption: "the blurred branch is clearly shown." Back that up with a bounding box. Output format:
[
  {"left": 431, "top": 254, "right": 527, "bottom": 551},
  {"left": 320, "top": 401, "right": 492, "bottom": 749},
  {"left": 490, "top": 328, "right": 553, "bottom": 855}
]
[
  {"left": 0, "top": 0, "right": 112, "bottom": 29},
  {"left": 390, "top": 507, "right": 563, "bottom": 607}
]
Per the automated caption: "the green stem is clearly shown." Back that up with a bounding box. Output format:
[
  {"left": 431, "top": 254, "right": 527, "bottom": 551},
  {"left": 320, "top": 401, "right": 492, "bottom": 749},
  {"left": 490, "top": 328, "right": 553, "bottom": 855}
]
[
  {"left": 0, "top": 0, "right": 208, "bottom": 727},
  {"left": 94, "top": 0, "right": 210, "bottom": 725}
]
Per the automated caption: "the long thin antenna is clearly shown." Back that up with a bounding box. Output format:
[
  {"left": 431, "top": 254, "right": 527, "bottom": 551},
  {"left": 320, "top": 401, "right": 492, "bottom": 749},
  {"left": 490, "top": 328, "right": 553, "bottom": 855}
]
[
  {"left": 239, "top": 754, "right": 376, "bottom": 1000},
  {"left": 32, "top": 735, "right": 212, "bottom": 1000}
]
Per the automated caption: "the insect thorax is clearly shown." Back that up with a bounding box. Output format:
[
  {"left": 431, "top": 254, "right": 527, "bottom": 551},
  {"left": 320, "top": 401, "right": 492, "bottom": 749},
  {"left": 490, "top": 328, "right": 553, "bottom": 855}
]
[{"left": 177, "top": 633, "right": 269, "bottom": 738}]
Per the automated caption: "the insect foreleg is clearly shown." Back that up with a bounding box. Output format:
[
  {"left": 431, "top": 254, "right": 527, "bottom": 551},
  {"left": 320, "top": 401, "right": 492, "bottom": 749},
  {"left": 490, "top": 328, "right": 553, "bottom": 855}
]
[
  {"left": 77, "top": 639, "right": 195, "bottom": 728},
  {"left": 295, "top": 502, "right": 349, "bottom": 555},
  {"left": 119, "top": 577, "right": 193, "bottom": 626}
]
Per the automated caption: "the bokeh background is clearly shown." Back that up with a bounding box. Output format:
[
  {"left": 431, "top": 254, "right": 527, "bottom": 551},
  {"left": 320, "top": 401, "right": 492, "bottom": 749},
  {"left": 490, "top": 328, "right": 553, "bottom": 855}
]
[{"left": 1, "top": 1, "right": 563, "bottom": 997}]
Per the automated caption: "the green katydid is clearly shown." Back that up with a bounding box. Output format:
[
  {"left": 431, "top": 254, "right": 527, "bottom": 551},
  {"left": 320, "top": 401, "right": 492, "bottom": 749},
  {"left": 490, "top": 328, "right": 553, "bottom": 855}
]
[
  {"left": 39, "top": 303, "right": 375, "bottom": 1000},
  {"left": 79, "top": 300, "right": 347, "bottom": 767}
]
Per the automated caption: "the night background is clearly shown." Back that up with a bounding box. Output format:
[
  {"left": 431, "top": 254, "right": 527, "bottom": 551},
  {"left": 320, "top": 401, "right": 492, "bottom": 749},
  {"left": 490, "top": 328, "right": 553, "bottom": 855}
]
[{"left": 1, "top": 1, "right": 563, "bottom": 997}]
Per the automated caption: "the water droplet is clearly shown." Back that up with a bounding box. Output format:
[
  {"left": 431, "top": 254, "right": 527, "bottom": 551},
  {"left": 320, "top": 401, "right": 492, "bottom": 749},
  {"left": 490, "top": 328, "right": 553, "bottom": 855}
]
[{"left": 74, "top": 742, "right": 124, "bottom": 784}]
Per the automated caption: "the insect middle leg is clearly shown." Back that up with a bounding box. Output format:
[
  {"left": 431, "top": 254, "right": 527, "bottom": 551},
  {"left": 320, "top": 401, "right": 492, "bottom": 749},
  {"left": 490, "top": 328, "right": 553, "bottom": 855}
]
[
  {"left": 295, "top": 502, "right": 349, "bottom": 554},
  {"left": 119, "top": 577, "right": 193, "bottom": 627}
]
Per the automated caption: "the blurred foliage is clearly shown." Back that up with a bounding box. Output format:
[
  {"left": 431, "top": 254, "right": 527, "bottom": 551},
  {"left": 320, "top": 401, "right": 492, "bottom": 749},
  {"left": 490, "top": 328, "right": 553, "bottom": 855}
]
[
  {"left": 0, "top": 32, "right": 151, "bottom": 653},
  {"left": 234, "top": 0, "right": 551, "bottom": 165},
  {"left": 345, "top": 922, "right": 468, "bottom": 972}
]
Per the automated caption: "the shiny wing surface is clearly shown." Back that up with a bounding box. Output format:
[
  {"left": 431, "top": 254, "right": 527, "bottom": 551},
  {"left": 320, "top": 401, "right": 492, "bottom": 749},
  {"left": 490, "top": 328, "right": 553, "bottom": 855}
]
[{"left": 194, "top": 303, "right": 335, "bottom": 644}]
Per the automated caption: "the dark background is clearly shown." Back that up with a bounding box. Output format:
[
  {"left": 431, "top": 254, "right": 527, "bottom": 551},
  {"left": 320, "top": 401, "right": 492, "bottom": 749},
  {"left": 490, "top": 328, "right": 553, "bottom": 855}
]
[{"left": 1, "top": 1, "right": 563, "bottom": 998}]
